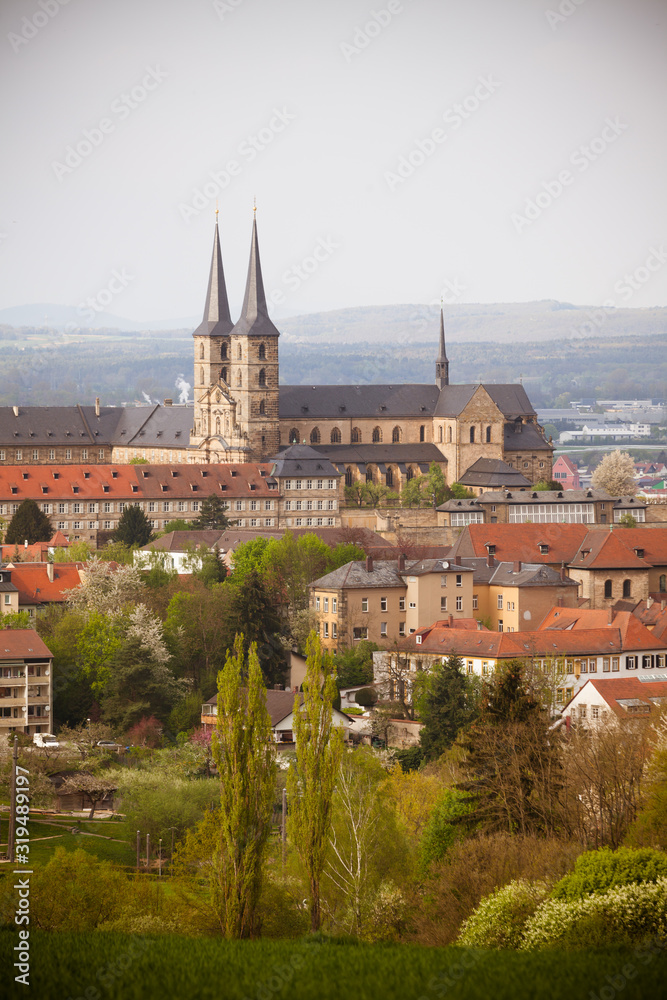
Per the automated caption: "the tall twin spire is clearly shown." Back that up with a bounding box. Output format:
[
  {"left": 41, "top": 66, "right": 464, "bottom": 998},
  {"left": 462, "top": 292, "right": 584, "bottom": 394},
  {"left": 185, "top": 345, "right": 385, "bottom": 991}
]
[{"left": 195, "top": 206, "right": 279, "bottom": 340}]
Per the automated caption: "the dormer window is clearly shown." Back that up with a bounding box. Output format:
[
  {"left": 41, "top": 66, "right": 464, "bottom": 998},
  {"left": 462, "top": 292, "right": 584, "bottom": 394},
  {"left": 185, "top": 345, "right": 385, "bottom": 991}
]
[
  {"left": 635, "top": 548, "right": 644, "bottom": 558},
  {"left": 21, "top": 472, "right": 28, "bottom": 480},
  {"left": 539, "top": 544, "right": 549, "bottom": 555},
  {"left": 111, "top": 470, "right": 118, "bottom": 478},
  {"left": 52, "top": 472, "right": 59, "bottom": 480},
  {"left": 486, "top": 544, "right": 496, "bottom": 555},
  {"left": 131, "top": 485, "right": 138, "bottom": 493},
  {"left": 191, "top": 484, "right": 198, "bottom": 492},
  {"left": 201, "top": 470, "right": 208, "bottom": 478},
  {"left": 41, "top": 486, "right": 48, "bottom": 494},
  {"left": 160, "top": 485, "right": 168, "bottom": 492},
  {"left": 102, "top": 485, "right": 109, "bottom": 493},
  {"left": 72, "top": 486, "right": 79, "bottom": 494},
  {"left": 171, "top": 471, "right": 177, "bottom": 477},
  {"left": 83, "top": 471, "right": 90, "bottom": 479}
]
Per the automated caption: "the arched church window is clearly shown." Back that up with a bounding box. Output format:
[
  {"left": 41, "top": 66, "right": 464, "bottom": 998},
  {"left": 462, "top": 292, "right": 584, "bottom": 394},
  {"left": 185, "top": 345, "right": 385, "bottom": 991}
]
[
  {"left": 470, "top": 426, "right": 475, "bottom": 443},
  {"left": 345, "top": 467, "right": 353, "bottom": 487},
  {"left": 237, "top": 371, "right": 242, "bottom": 387},
  {"left": 331, "top": 427, "right": 341, "bottom": 443},
  {"left": 486, "top": 426, "right": 491, "bottom": 443},
  {"left": 215, "top": 417, "right": 221, "bottom": 435},
  {"left": 448, "top": 426, "right": 453, "bottom": 443},
  {"left": 258, "top": 343, "right": 266, "bottom": 360},
  {"left": 604, "top": 579, "right": 612, "bottom": 599},
  {"left": 237, "top": 344, "right": 242, "bottom": 360},
  {"left": 200, "top": 367, "right": 205, "bottom": 384},
  {"left": 366, "top": 467, "right": 374, "bottom": 483},
  {"left": 220, "top": 367, "right": 227, "bottom": 383},
  {"left": 310, "top": 427, "right": 321, "bottom": 445},
  {"left": 420, "top": 425, "right": 425, "bottom": 443},
  {"left": 623, "top": 579, "right": 631, "bottom": 599},
  {"left": 289, "top": 428, "right": 299, "bottom": 444},
  {"left": 351, "top": 427, "right": 361, "bottom": 443},
  {"left": 386, "top": 467, "right": 394, "bottom": 487},
  {"left": 392, "top": 426, "right": 401, "bottom": 443},
  {"left": 660, "top": 574, "right": 666, "bottom": 592},
  {"left": 438, "top": 426, "right": 443, "bottom": 443},
  {"left": 221, "top": 342, "right": 228, "bottom": 360},
  {"left": 372, "top": 427, "right": 382, "bottom": 443},
  {"left": 258, "top": 368, "right": 266, "bottom": 387},
  {"left": 406, "top": 467, "right": 414, "bottom": 481},
  {"left": 259, "top": 400, "right": 266, "bottom": 415},
  {"left": 199, "top": 343, "right": 204, "bottom": 359}
]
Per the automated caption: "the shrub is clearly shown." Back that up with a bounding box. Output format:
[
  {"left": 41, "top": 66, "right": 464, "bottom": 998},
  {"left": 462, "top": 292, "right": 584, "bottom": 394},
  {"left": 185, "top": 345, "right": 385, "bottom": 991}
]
[
  {"left": 458, "top": 879, "right": 551, "bottom": 949},
  {"left": 522, "top": 878, "right": 667, "bottom": 950},
  {"left": 29, "top": 848, "right": 132, "bottom": 931},
  {"left": 355, "top": 687, "right": 378, "bottom": 707},
  {"left": 551, "top": 847, "right": 667, "bottom": 900},
  {"left": 418, "top": 789, "right": 472, "bottom": 874}
]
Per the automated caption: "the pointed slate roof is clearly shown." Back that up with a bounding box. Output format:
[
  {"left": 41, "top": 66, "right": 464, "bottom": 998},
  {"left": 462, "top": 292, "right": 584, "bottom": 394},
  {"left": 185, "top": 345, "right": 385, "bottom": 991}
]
[
  {"left": 231, "top": 216, "right": 281, "bottom": 339},
  {"left": 192, "top": 218, "right": 233, "bottom": 338},
  {"left": 436, "top": 306, "right": 448, "bottom": 364}
]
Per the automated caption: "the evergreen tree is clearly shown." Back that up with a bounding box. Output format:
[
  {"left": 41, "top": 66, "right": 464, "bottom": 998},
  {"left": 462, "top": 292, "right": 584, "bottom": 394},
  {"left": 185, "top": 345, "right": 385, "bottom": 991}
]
[
  {"left": 419, "top": 656, "right": 478, "bottom": 761},
  {"left": 5, "top": 498, "right": 52, "bottom": 544},
  {"left": 113, "top": 504, "right": 152, "bottom": 547},
  {"left": 193, "top": 494, "right": 232, "bottom": 530},
  {"left": 287, "top": 632, "right": 343, "bottom": 932},
  {"left": 211, "top": 636, "right": 276, "bottom": 938},
  {"left": 225, "top": 570, "right": 285, "bottom": 686},
  {"left": 455, "top": 660, "right": 562, "bottom": 836}
]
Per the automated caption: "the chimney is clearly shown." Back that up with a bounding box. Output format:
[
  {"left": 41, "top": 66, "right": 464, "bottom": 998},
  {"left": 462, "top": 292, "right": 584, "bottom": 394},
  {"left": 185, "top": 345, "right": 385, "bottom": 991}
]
[
  {"left": 557, "top": 596, "right": 564, "bottom": 607},
  {"left": 647, "top": 596, "right": 653, "bottom": 609},
  {"left": 46, "top": 562, "right": 54, "bottom": 583},
  {"left": 95, "top": 397, "right": 100, "bottom": 417},
  {"left": 163, "top": 398, "right": 173, "bottom": 406},
  {"left": 398, "top": 553, "right": 406, "bottom": 572},
  {"left": 487, "top": 553, "right": 495, "bottom": 568},
  {"left": 513, "top": 560, "right": 521, "bottom": 573},
  {"left": 12, "top": 405, "right": 18, "bottom": 417},
  {"left": 365, "top": 555, "right": 373, "bottom": 573},
  {"left": 560, "top": 566, "right": 568, "bottom": 582},
  {"left": 608, "top": 608, "right": 614, "bottom": 624},
  {"left": 24, "top": 539, "right": 28, "bottom": 549},
  {"left": 454, "top": 555, "right": 462, "bottom": 566}
]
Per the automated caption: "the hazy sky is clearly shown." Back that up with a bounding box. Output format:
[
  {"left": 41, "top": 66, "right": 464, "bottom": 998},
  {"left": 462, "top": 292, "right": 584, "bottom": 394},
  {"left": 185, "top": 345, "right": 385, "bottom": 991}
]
[{"left": 1, "top": 0, "right": 666, "bottom": 323}]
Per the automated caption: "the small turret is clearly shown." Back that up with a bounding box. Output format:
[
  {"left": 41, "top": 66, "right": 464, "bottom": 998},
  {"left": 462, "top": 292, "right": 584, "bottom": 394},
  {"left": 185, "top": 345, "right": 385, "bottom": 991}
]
[{"left": 435, "top": 304, "right": 449, "bottom": 388}]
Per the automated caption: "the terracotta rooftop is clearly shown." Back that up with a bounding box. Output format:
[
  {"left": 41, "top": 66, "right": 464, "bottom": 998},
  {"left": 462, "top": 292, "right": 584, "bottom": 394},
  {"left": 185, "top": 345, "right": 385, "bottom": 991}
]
[
  {"left": 0, "top": 629, "right": 53, "bottom": 659},
  {"left": 448, "top": 523, "right": 589, "bottom": 565}
]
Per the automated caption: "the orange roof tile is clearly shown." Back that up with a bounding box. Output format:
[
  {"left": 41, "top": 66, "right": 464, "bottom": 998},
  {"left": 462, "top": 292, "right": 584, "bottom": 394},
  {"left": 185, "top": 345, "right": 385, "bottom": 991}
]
[
  {"left": 570, "top": 531, "right": 651, "bottom": 570},
  {"left": 448, "top": 523, "right": 589, "bottom": 565},
  {"left": 7, "top": 563, "right": 83, "bottom": 605},
  {"left": 0, "top": 629, "right": 52, "bottom": 659}
]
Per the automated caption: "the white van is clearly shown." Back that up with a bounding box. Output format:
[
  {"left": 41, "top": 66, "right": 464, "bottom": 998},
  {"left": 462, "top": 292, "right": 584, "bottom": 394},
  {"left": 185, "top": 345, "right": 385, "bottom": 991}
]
[{"left": 33, "top": 733, "right": 59, "bottom": 748}]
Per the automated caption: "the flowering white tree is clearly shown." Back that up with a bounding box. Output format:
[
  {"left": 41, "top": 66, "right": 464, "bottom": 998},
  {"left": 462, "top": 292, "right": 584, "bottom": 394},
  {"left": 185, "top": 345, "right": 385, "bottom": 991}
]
[
  {"left": 65, "top": 558, "right": 145, "bottom": 617},
  {"left": 590, "top": 450, "right": 636, "bottom": 496},
  {"left": 126, "top": 604, "right": 170, "bottom": 665}
]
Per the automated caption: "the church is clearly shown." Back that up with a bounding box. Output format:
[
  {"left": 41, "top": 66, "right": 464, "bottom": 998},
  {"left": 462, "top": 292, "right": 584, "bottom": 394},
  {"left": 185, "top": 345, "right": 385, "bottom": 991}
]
[
  {"left": 0, "top": 213, "right": 552, "bottom": 490},
  {"left": 189, "top": 212, "right": 553, "bottom": 490}
]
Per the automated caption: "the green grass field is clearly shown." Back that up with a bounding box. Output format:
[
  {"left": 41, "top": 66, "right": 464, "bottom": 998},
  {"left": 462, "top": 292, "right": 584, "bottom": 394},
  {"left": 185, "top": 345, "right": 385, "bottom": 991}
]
[
  {"left": 2, "top": 932, "right": 667, "bottom": 1000},
  {"left": 1, "top": 818, "right": 135, "bottom": 868}
]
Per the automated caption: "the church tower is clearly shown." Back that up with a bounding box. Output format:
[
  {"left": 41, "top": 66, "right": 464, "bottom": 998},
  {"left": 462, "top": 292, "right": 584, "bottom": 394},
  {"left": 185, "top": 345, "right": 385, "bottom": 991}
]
[
  {"left": 227, "top": 209, "right": 280, "bottom": 460},
  {"left": 190, "top": 209, "right": 280, "bottom": 463},
  {"left": 435, "top": 304, "right": 449, "bottom": 388}
]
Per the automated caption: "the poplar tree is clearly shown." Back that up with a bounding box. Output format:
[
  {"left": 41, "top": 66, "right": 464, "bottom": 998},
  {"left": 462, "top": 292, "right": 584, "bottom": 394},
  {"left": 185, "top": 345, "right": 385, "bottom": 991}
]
[
  {"left": 211, "top": 635, "right": 276, "bottom": 938},
  {"left": 287, "top": 632, "right": 343, "bottom": 932}
]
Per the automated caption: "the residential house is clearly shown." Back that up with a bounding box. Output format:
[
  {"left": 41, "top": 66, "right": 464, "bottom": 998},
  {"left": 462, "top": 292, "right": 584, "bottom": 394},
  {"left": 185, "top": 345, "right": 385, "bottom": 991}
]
[
  {"left": 0, "top": 562, "right": 83, "bottom": 619},
  {"left": 462, "top": 557, "right": 579, "bottom": 631},
  {"left": 309, "top": 554, "right": 474, "bottom": 652},
  {"left": 200, "top": 688, "right": 353, "bottom": 744},
  {"left": 0, "top": 630, "right": 53, "bottom": 739},
  {"left": 552, "top": 454, "right": 580, "bottom": 489},
  {"left": 561, "top": 676, "right": 667, "bottom": 727},
  {"left": 374, "top": 610, "right": 667, "bottom": 710}
]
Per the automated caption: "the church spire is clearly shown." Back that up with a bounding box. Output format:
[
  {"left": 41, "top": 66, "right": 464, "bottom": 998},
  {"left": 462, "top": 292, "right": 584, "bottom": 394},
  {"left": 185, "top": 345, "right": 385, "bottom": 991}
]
[
  {"left": 436, "top": 302, "right": 449, "bottom": 388},
  {"left": 193, "top": 210, "right": 233, "bottom": 338},
  {"left": 231, "top": 210, "right": 280, "bottom": 338}
]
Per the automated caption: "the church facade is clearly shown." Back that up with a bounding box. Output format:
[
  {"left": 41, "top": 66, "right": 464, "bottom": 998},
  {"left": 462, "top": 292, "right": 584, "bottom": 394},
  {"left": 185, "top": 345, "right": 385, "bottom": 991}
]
[{"left": 0, "top": 214, "right": 552, "bottom": 488}]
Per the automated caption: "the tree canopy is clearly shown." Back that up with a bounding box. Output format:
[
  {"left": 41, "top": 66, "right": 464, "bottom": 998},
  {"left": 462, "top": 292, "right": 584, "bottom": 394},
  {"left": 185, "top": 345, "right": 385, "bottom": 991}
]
[
  {"left": 591, "top": 449, "right": 636, "bottom": 496},
  {"left": 193, "top": 494, "right": 232, "bottom": 530},
  {"left": 114, "top": 504, "right": 152, "bottom": 547},
  {"left": 5, "top": 498, "right": 52, "bottom": 544}
]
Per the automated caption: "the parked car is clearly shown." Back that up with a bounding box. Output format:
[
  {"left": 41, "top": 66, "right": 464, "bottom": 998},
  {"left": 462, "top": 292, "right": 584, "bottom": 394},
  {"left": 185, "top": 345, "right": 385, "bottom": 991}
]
[{"left": 33, "top": 733, "right": 59, "bottom": 748}]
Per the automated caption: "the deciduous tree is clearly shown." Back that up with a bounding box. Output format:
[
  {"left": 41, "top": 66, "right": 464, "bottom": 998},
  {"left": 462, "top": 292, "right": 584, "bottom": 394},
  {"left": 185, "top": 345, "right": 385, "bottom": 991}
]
[
  {"left": 591, "top": 449, "right": 636, "bottom": 496},
  {"left": 287, "top": 632, "right": 343, "bottom": 931},
  {"left": 211, "top": 636, "right": 276, "bottom": 938}
]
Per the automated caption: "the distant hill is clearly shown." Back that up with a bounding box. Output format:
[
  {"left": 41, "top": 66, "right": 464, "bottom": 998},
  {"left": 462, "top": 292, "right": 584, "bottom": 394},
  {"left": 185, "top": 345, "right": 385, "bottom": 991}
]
[{"left": 2, "top": 300, "right": 666, "bottom": 343}]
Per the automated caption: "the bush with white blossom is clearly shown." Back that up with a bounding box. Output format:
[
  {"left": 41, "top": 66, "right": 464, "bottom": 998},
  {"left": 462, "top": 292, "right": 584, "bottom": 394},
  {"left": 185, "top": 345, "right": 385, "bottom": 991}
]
[{"left": 458, "top": 879, "right": 551, "bottom": 949}]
